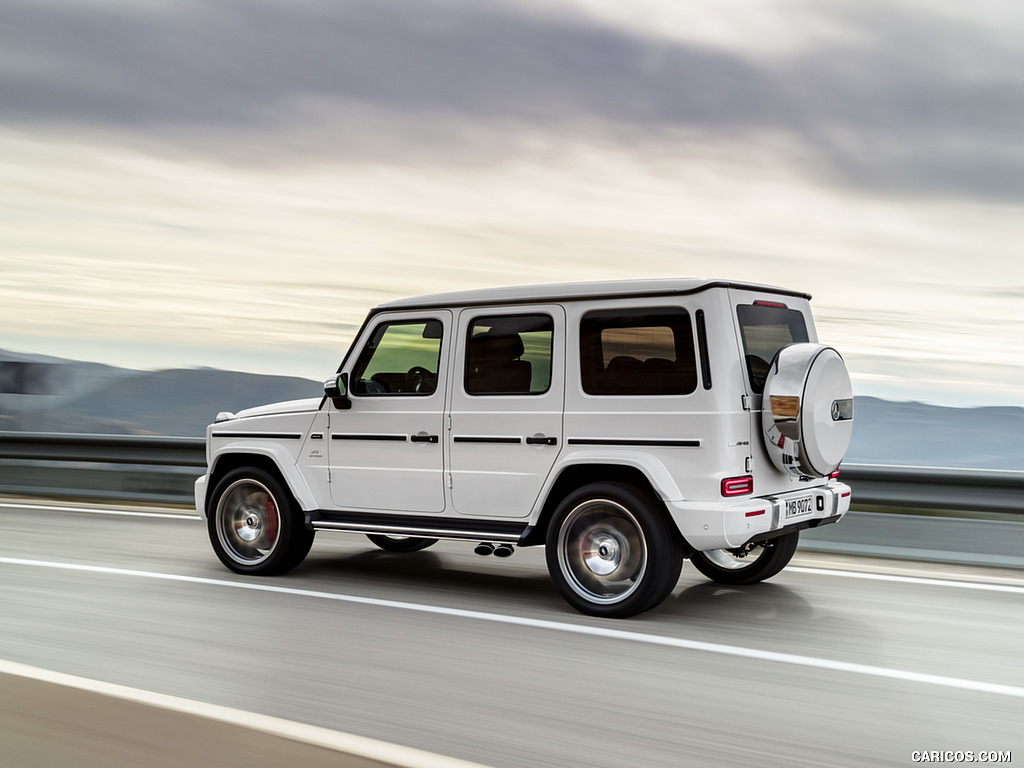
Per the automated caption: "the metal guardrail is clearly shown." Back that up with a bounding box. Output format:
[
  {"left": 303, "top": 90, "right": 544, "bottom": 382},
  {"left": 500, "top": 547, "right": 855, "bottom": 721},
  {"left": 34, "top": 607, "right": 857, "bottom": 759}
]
[
  {"left": 0, "top": 432, "right": 205, "bottom": 505},
  {"left": 798, "top": 510, "right": 1024, "bottom": 569},
  {"left": 837, "top": 463, "right": 1024, "bottom": 515},
  {"left": 0, "top": 432, "right": 1021, "bottom": 514},
  {"left": 0, "top": 432, "right": 206, "bottom": 467}
]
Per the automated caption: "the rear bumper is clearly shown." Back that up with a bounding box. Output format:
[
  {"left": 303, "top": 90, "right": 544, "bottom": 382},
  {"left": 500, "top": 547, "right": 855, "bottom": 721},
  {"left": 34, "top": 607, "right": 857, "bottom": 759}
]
[{"left": 666, "top": 481, "right": 852, "bottom": 552}]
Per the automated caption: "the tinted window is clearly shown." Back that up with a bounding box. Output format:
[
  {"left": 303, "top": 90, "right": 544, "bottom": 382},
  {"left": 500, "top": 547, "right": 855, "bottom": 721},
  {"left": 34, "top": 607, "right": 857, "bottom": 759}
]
[
  {"left": 580, "top": 309, "right": 697, "bottom": 396},
  {"left": 352, "top": 320, "right": 443, "bottom": 395},
  {"left": 736, "top": 303, "right": 809, "bottom": 393},
  {"left": 466, "top": 314, "right": 553, "bottom": 395}
]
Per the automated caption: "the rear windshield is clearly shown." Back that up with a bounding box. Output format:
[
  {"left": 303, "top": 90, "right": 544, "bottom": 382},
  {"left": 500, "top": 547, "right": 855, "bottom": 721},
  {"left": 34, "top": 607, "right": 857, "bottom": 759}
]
[{"left": 736, "top": 303, "right": 809, "bottom": 393}]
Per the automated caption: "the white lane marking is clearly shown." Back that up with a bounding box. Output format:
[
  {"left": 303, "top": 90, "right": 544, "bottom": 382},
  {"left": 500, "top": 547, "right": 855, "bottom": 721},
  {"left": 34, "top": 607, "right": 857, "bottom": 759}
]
[
  {"left": 0, "top": 502, "right": 196, "bottom": 520},
  {"left": 0, "top": 658, "right": 490, "bottom": 768},
  {"left": 2, "top": 556, "right": 1023, "bottom": 700},
  {"left": 789, "top": 567, "right": 1024, "bottom": 594}
]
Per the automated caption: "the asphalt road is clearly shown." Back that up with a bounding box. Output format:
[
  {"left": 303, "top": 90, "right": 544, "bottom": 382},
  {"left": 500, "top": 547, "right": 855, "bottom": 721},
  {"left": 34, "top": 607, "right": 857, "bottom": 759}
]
[{"left": 1, "top": 498, "right": 1021, "bottom": 768}]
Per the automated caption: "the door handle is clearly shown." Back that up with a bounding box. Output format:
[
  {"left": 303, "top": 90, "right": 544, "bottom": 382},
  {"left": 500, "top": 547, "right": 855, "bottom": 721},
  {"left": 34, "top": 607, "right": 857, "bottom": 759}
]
[
  {"left": 411, "top": 434, "right": 439, "bottom": 444},
  {"left": 525, "top": 436, "right": 558, "bottom": 446}
]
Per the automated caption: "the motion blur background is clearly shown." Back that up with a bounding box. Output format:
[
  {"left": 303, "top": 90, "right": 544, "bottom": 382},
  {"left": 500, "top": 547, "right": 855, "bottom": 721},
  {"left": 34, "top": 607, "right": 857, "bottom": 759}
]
[
  {"left": 1, "top": 6, "right": 1022, "bottom": 767},
  {"left": 1, "top": 0, "right": 1022, "bottom": 413}
]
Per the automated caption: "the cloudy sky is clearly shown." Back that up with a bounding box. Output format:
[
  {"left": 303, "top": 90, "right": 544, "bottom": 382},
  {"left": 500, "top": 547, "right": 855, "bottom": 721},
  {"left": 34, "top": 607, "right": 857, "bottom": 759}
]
[{"left": 2, "top": 0, "right": 1022, "bottom": 407}]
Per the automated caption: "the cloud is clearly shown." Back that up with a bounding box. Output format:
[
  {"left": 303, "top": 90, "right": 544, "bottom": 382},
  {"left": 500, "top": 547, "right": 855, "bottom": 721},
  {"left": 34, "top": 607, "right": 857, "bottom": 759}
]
[{"left": 2, "top": 0, "right": 1023, "bottom": 200}]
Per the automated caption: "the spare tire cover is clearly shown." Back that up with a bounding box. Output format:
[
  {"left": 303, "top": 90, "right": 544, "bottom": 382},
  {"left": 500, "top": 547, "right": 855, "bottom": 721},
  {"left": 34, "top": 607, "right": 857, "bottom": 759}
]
[{"left": 761, "top": 343, "right": 854, "bottom": 478}]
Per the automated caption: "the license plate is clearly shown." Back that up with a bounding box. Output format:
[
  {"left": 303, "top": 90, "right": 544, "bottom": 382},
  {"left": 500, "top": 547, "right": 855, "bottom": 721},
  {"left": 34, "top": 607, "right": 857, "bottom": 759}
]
[{"left": 784, "top": 495, "right": 814, "bottom": 518}]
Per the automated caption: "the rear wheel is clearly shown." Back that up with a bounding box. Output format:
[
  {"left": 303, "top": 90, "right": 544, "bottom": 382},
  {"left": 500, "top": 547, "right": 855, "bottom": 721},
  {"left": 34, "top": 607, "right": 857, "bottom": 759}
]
[
  {"left": 367, "top": 534, "right": 438, "bottom": 552},
  {"left": 546, "top": 482, "right": 683, "bottom": 618},
  {"left": 208, "top": 467, "right": 314, "bottom": 575},
  {"left": 689, "top": 531, "right": 799, "bottom": 585}
]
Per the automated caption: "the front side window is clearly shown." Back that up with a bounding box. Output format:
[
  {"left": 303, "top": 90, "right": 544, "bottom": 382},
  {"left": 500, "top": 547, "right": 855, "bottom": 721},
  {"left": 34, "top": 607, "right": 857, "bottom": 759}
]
[
  {"left": 351, "top": 319, "right": 443, "bottom": 395},
  {"left": 466, "top": 314, "right": 553, "bottom": 395},
  {"left": 580, "top": 308, "right": 697, "bottom": 396},
  {"left": 737, "top": 303, "right": 809, "bottom": 393}
]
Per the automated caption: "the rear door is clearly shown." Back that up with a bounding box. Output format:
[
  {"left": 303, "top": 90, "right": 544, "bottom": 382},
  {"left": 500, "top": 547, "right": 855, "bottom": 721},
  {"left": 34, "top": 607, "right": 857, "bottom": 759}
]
[
  {"left": 729, "top": 288, "right": 815, "bottom": 406},
  {"left": 447, "top": 306, "right": 565, "bottom": 518},
  {"left": 729, "top": 288, "right": 816, "bottom": 492}
]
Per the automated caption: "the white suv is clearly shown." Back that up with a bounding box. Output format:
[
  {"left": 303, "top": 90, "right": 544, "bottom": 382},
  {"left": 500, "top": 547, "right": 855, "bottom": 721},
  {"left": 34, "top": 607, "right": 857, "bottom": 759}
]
[{"left": 195, "top": 279, "right": 854, "bottom": 617}]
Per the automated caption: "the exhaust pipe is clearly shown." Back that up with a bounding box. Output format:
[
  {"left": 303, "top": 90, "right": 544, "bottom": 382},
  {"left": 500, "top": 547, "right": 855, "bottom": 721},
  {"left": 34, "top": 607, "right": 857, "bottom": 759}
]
[
  {"left": 493, "top": 544, "right": 514, "bottom": 558},
  {"left": 474, "top": 542, "right": 495, "bottom": 556}
]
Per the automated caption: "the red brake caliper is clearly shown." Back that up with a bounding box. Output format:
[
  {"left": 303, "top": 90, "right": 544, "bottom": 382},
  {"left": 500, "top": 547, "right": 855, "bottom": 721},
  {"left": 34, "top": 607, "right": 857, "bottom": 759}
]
[{"left": 264, "top": 498, "right": 279, "bottom": 545}]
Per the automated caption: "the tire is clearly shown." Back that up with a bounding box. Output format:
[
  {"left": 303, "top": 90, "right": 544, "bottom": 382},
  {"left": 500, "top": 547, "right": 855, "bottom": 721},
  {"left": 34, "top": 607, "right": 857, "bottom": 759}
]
[
  {"left": 545, "top": 482, "right": 683, "bottom": 618},
  {"left": 689, "top": 531, "right": 799, "bottom": 585},
  {"left": 367, "top": 534, "right": 438, "bottom": 553},
  {"left": 208, "top": 467, "right": 314, "bottom": 575}
]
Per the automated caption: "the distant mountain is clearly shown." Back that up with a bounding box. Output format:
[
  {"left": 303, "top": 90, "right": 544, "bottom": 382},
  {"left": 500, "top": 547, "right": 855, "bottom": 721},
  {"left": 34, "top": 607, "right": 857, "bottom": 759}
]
[
  {"left": 844, "top": 397, "right": 1024, "bottom": 470},
  {"left": 0, "top": 350, "right": 320, "bottom": 437},
  {"left": 1, "top": 349, "right": 1022, "bottom": 468}
]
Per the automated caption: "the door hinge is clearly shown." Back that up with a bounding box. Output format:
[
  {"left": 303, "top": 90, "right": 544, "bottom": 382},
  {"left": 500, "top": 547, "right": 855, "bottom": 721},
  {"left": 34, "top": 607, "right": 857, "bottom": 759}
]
[
  {"left": 745, "top": 456, "right": 753, "bottom": 473},
  {"left": 742, "top": 394, "right": 752, "bottom": 411}
]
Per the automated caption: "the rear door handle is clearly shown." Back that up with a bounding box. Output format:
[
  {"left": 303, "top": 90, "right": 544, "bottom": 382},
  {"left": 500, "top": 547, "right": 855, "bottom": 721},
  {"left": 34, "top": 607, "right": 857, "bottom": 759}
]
[
  {"left": 525, "top": 436, "right": 558, "bottom": 446},
  {"left": 411, "top": 434, "right": 439, "bottom": 444}
]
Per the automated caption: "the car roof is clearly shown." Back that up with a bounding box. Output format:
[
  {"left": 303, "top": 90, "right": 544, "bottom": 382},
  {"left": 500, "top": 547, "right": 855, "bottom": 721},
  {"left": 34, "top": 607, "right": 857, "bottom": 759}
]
[{"left": 377, "top": 278, "right": 810, "bottom": 311}]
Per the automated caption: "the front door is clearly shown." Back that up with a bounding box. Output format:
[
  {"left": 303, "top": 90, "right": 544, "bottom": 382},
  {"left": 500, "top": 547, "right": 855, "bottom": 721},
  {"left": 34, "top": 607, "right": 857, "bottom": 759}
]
[
  {"left": 328, "top": 311, "right": 451, "bottom": 513},
  {"left": 447, "top": 306, "right": 565, "bottom": 518}
]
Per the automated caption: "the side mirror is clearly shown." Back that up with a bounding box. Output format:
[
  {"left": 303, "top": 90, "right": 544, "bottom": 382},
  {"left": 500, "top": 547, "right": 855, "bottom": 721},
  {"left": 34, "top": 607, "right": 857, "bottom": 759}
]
[{"left": 323, "top": 372, "right": 352, "bottom": 410}]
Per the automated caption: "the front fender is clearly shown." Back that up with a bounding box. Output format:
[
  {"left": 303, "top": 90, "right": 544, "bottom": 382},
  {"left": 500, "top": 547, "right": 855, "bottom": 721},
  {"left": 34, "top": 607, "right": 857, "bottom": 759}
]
[{"left": 206, "top": 441, "right": 318, "bottom": 513}]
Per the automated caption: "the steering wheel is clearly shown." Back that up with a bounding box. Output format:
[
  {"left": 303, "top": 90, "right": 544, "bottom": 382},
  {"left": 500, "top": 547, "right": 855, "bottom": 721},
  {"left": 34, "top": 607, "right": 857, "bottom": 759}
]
[
  {"left": 363, "top": 377, "right": 388, "bottom": 395},
  {"left": 405, "top": 366, "right": 433, "bottom": 393}
]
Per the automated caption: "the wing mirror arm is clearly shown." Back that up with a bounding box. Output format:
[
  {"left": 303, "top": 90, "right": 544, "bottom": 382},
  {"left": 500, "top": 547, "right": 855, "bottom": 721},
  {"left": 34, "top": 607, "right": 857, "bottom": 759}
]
[{"left": 324, "top": 372, "right": 352, "bottom": 410}]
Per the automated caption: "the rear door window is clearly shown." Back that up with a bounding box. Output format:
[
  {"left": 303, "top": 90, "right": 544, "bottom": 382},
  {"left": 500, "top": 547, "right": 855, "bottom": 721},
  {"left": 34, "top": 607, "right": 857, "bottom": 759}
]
[
  {"left": 736, "top": 303, "right": 809, "bottom": 393},
  {"left": 465, "top": 314, "right": 553, "bottom": 395}
]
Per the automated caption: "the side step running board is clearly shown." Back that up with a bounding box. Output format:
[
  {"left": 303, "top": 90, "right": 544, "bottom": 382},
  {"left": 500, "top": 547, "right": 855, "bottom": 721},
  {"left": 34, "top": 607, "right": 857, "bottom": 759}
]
[{"left": 306, "top": 510, "right": 529, "bottom": 544}]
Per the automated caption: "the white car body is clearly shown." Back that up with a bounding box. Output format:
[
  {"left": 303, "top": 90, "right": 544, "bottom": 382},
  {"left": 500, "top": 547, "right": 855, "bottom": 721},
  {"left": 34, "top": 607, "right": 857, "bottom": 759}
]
[{"left": 196, "top": 278, "right": 853, "bottom": 617}]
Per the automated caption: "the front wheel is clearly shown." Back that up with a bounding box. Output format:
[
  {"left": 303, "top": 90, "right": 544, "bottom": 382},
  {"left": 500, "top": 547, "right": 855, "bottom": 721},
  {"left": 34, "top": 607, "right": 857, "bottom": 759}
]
[
  {"left": 546, "top": 482, "right": 683, "bottom": 618},
  {"left": 208, "top": 467, "right": 314, "bottom": 575},
  {"left": 367, "top": 534, "right": 438, "bottom": 552},
  {"left": 688, "top": 531, "right": 799, "bottom": 585}
]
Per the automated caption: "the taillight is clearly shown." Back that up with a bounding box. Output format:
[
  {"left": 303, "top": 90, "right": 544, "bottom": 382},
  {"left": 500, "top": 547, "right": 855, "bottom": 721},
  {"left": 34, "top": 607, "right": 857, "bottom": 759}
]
[
  {"left": 721, "top": 476, "right": 754, "bottom": 496},
  {"left": 754, "top": 300, "right": 788, "bottom": 309},
  {"left": 830, "top": 465, "right": 841, "bottom": 479}
]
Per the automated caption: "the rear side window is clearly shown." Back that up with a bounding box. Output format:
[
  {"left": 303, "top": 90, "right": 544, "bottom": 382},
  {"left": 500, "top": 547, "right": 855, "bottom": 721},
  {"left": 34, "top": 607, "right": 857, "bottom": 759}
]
[
  {"left": 737, "top": 303, "right": 809, "bottom": 393},
  {"left": 580, "top": 308, "right": 697, "bottom": 396},
  {"left": 466, "top": 314, "right": 553, "bottom": 395}
]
